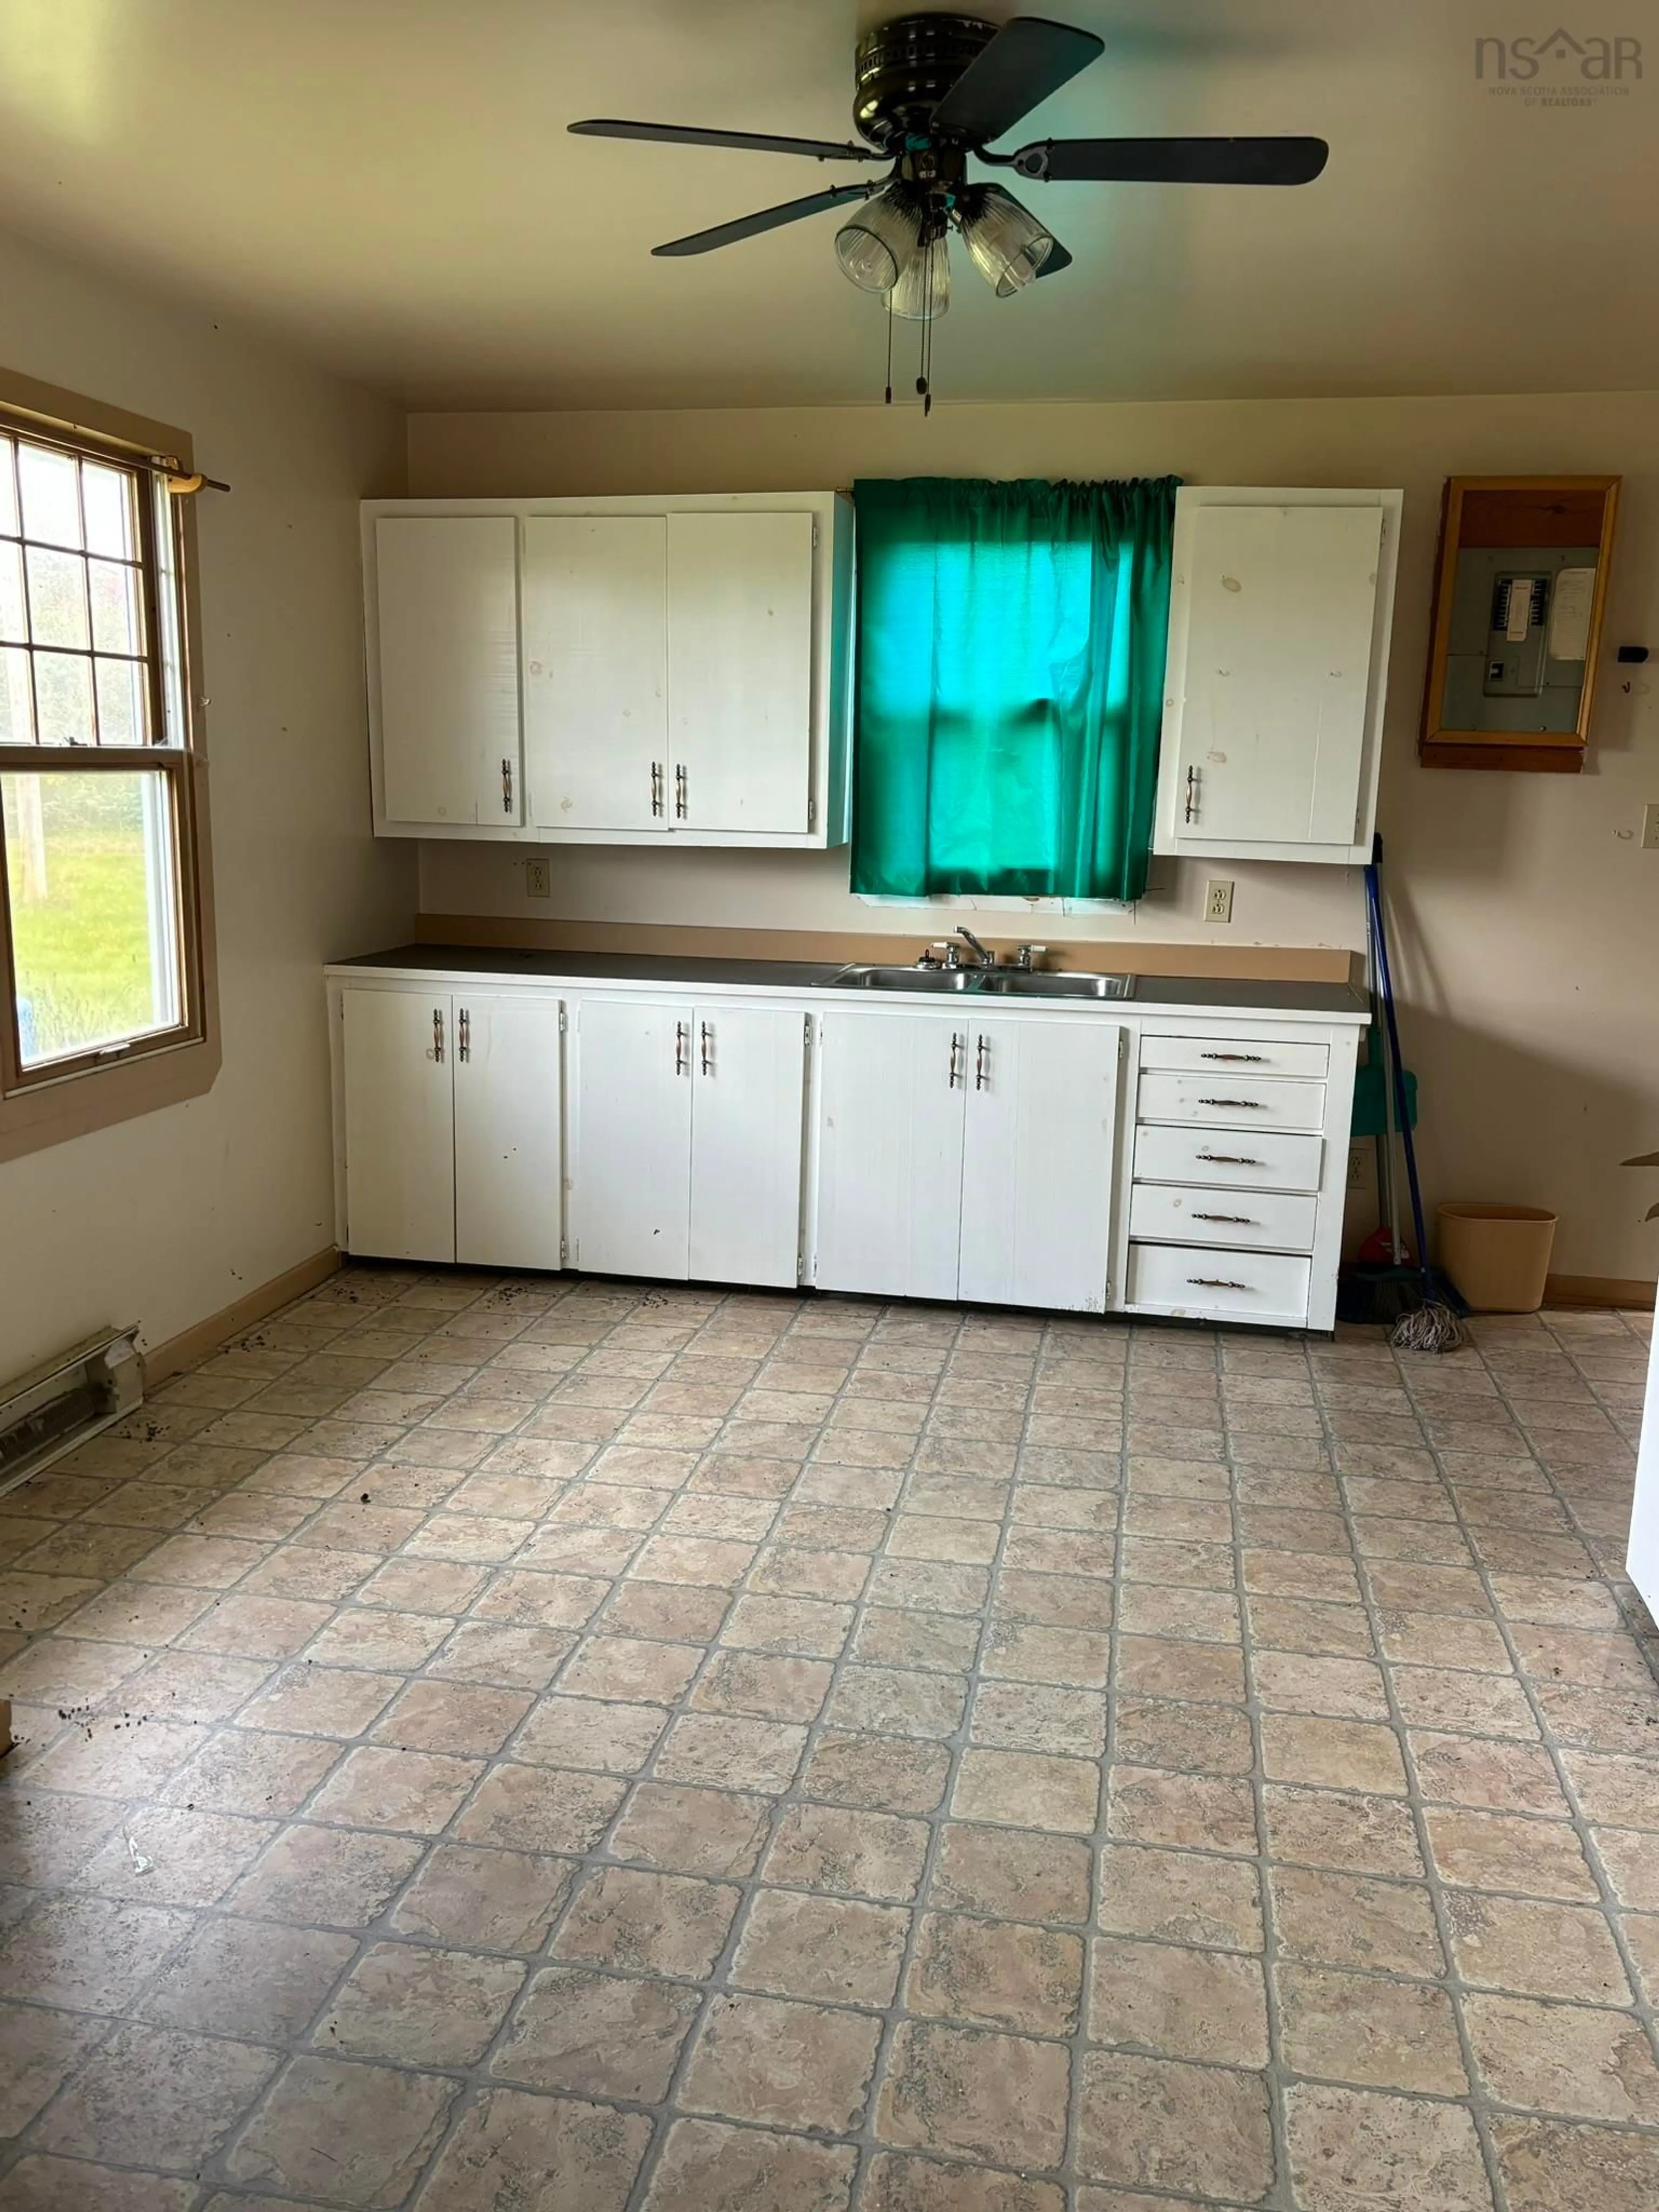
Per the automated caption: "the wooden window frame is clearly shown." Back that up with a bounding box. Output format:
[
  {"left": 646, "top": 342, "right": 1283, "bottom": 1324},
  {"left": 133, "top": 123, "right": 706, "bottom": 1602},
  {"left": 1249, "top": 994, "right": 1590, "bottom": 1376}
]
[{"left": 0, "top": 370, "right": 218, "bottom": 1164}]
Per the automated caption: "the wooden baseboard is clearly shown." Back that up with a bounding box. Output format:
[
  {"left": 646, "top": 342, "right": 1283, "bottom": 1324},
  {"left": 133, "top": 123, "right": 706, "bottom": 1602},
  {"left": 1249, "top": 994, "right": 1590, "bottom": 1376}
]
[
  {"left": 414, "top": 912, "right": 1362, "bottom": 988},
  {"left": 143, "top": 1248, "right": 340, "bottom": 1387},
  {"left": 1544, "top": 1273, "right": 1656, "bottom": 1311}
]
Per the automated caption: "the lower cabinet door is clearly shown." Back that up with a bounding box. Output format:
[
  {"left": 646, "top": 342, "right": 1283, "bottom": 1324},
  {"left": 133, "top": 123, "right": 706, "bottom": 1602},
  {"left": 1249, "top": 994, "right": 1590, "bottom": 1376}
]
[
  {"left": 814, "top": 1011, "right": 966, "bottom": 1301},
  {"left": 454, "top": 995, "right": 564, "bottom": 1271},
  {"left": 959, "top": 1018, "right": 1122, "bottom": 1312},
  {"left": 569, "top": 998, "right": 693, "bottom": 1278},
  {"left": 689, "top": 1004, "right": 805, "bottom": 1288},
  {"left": 341, "top": 988, "right": 456, "bottom": 1263}
]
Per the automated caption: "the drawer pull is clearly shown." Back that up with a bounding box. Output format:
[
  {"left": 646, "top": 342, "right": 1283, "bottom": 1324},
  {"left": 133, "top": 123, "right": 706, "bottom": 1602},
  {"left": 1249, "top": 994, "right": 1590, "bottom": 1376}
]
[
  {"left": 1198, "top": 1096, "right": 1264, "bottom": 1108},
  {"left": 1195, "top": 1150, "right": 1261, "bottom": 1166},
  {"left": 1200, "top": 1052, "right": 1265, "bottom": 1063},
  {"left": 1192, "top": 1212, "right": 1253, "bottom": 1225},
  {"left": 1189, "top": 1276, "right": 1250, "bottom": 1291}
]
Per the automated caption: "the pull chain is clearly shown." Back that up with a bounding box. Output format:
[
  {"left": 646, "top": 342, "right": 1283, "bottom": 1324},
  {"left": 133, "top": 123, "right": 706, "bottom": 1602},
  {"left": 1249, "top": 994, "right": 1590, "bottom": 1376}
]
[{"left": 884, "top": 289, "right": 894, "bottom": 406}]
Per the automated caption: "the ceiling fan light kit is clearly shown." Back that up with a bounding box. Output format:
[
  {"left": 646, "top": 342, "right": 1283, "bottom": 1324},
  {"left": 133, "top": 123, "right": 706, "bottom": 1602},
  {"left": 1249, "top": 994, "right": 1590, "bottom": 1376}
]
[{"left": 569, "top": 12, "right": 1329, "bottom": 408}]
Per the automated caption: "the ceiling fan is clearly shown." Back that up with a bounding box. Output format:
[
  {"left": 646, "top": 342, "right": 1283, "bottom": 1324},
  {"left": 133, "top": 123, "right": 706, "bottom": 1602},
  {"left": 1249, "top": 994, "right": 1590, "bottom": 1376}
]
[{"left": 569, "top": 13, "right": 1328, "bottom": 406}]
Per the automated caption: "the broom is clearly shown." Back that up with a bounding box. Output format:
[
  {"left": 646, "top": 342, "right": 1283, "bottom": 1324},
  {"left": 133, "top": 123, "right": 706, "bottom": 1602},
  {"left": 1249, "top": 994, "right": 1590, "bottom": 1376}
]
[{"left": 1364, "top": 850, "right": 1466, "bottom": 1353}]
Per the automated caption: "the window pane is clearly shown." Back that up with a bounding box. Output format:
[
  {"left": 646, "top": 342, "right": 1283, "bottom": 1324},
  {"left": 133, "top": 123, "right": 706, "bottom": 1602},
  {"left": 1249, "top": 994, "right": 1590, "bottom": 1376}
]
[
  {"left": 34, "top": 652, "right": 95, "bottom": 744},
  {"left": 88, "top": 558, "right": 140, "bottom": 655},
  {"left": 25, "top": 546, "right": 89, "bottom": 649},
  {"left": 3, "top": 769, "right": 181, "bottom": 1068},
  {"left": 94, "top": 658, "right": 149, "bottom": 746},
  {"left": 0, "top": 441, "right": 17, "bottom": 538},
  {"left": 81, "top": 463, "right": 135, "bottom": 559},
  {"left": 0, "top": 648, "right": 33, "bottom": 743},
  {"left": 0, "top": 543, "right": 24, "bottom": 642},
  {"left": 17, "top": 443, "right": 82, "bottom": 547}
]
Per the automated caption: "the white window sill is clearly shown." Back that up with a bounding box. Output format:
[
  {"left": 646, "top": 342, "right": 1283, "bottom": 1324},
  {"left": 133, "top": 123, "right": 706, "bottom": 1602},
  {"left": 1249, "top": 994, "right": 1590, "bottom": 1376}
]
[{"left": 856, "top": 894, "right": 1134, "bottom": 915}]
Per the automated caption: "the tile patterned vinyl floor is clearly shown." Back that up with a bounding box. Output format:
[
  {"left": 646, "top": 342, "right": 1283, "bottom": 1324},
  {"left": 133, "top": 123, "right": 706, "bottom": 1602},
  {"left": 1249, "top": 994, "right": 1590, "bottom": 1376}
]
[{"left": 0, "top": 1266, "right": 1655, "bottom": 2211}]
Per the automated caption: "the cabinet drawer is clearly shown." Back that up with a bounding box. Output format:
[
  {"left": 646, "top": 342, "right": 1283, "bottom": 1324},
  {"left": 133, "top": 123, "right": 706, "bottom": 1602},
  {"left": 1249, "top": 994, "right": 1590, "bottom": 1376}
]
[
  {"left": 1132, "top": 1124, "right": 1325, "bottom": 1195},
  {"left": 1139, "top": 1034, "right": 1329, "bottom": 1080},
  {"left": 1127, "top": 1242, "right": 1312, "bottom": 1326},
  {"left": 1129, "top": 1183, "right": 1318, "bottom": 1253},
  {"left": 1137, "top": 1071, "right": 1326, "bottom": 1132}
]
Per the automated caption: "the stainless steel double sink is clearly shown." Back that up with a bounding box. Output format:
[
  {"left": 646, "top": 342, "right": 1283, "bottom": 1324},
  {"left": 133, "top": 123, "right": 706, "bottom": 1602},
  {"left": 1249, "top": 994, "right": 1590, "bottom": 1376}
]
[{"left": 828, "top": 965, "right": 1134, "bottom": 1001}]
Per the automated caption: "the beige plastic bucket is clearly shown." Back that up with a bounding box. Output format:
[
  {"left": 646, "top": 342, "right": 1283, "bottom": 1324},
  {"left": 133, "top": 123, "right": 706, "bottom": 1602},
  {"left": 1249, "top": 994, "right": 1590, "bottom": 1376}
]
[{"left": 1437, "top": 1203, "right": 1558, "bottom": 1313}]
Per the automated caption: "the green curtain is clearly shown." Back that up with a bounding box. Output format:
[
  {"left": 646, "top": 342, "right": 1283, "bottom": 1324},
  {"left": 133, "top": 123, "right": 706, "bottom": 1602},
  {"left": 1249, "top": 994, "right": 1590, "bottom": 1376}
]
[{"left": 851, "top": 475, "right": 1179, "bottom": 902}]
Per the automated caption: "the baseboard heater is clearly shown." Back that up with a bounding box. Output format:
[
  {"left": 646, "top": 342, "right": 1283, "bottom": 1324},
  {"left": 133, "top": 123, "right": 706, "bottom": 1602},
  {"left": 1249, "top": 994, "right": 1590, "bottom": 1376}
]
[{"left": 0, "top": 1325, "right": 144, "bottom": 1502}]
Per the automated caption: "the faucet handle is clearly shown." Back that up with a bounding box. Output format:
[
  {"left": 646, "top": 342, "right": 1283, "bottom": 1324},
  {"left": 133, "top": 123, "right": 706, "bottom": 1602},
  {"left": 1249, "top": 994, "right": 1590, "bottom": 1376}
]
[{"left": 1016, "top": 944, "right": 1049, "bottom": 971}]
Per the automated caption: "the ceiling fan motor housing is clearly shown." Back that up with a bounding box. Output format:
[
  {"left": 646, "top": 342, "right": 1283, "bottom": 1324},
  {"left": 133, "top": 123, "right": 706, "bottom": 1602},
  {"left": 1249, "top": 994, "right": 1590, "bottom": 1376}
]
[{"left": 853, "top": 13, "right": 998, "bottom": 149}]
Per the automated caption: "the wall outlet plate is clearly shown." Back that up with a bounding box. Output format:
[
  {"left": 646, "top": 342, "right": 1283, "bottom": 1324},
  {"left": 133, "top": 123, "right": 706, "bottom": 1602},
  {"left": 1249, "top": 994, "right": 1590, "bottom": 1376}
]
[
  {"left": 525, "top": 858, "right": 551, "bottom": 898},
  {"left": 1348, "top": 1143, "right": 1368, "bottom": 1190},
  {"left": 1204, "top": 878, "right": 1235, "bottom": 925},
  {"left": 1642, "top": 803, "right": 1659, "bottom": 852}
]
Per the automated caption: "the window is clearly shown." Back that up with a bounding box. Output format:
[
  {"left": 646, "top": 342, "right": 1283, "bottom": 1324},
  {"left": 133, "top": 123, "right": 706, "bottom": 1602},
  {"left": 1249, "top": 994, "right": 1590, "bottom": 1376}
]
[
  {"left": 0, "top": 381, "right": 214, "bottom": 1157},
  {"left": 850, "top": 475, "right": 1179, "bottom": 903}
]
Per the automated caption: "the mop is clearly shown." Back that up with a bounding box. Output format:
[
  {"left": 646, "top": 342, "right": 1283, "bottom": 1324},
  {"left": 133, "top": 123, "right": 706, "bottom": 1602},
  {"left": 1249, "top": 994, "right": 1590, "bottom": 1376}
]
[{"left": 1365, "top": 855, "right": 1465, "bottom": 1353}]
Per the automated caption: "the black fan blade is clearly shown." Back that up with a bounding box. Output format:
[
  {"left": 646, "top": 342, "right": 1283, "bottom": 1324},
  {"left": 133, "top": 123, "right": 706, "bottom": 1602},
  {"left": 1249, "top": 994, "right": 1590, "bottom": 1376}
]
[
  {"left": 931, "top": 18, "right": 1105, "bottom": 144},
  {"left": 1034, "top": 236, "right": 1072, "bottom": 279},
  {"left": 569, "top": 118, "right": 881, "bottom": 162},
  {"left": 1014, "top": 135, "right": 1328, "bottom": 185},
  {"left": 652, "top": 184, "right": 874, "bottom": 257}
]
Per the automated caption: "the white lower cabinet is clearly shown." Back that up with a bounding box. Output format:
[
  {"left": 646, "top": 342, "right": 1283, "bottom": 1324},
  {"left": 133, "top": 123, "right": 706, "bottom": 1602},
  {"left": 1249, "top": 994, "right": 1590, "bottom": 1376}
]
[
  {"left": 958, "top": 1017, "right": 1121, "bottom": 1312},
  {"left": 814, "top": 1010, "right": 1122, "bottom": 1312},
  {"left": 454, "top": 996, "right": 565, "bottom": 1271},
  {"left": 569, "top": 998, "right": 804, "bottom": 1287},
  {"left": 341, "top": 988, "right": 457, "bottom": 1264},
  {"left": 339, "top": 986, "right": 562, "bottom": 1268},
  {"left": 814, "top": 1013, "right": 968, "bottom": 1303}
]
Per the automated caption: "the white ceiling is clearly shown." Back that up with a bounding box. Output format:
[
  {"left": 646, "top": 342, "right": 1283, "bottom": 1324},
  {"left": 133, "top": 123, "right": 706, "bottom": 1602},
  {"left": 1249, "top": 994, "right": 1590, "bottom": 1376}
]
[{"left": 0, "top": 0, "right": 1653, "bottom": 410}]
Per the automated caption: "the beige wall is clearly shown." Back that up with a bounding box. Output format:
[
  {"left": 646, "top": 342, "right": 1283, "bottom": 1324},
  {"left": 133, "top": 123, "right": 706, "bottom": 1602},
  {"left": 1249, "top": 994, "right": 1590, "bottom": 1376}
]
[
  {"left": 0, "top": 226, "right": 415, "bottom": 1380},
  {"left": 411, "top": 393, "right": 1659, "bottom": 1284}
]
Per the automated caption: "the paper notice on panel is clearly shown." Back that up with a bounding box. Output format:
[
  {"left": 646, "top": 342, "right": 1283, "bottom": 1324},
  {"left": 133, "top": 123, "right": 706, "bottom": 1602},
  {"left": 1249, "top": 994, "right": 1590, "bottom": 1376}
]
[{"left": 1547, "top": 566, "right": 1595, "bottom": 662}]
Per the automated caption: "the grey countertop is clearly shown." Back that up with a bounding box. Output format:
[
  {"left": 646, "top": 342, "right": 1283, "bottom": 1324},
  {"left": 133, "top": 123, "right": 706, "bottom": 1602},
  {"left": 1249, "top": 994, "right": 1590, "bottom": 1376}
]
[{"left": 333, "top": 943, "right": 1368, "bottom": 1019}]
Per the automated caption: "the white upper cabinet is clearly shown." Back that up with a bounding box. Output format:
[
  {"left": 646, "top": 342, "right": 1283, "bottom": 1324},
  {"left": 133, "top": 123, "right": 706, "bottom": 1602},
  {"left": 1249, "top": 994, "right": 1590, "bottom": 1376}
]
[
  {"left": 523, "top": 515, "right": 667, "bottom": 833},
  {"left": 667, "top": 512, "right": 814, "bottom": 835},
  {"left": 372, "top": 517, "right": 522, "bottom": 830},
  {"left": 363, "top": 493, "right": 852, "bottom": 847},
  {"left": 1154, "top": 486, "right": 1402, "bottom": 866}
]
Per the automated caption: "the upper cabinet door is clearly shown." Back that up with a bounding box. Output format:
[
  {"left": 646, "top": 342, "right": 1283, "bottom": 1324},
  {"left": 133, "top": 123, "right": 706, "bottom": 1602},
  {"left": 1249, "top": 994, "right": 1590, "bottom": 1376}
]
[
  {"left": 523, "top": 516, "right": 667, "bottom": 833},
  {"left": 959, "top": 1017, "right": 1122, "bottom": 1313},
  {"left": 569, "top": 997, "right": 694, "bottom": 1280},
  {"left": 374, "top": 516, "right": 522, "bottom": 829},
  {"left": 813, "top": 1011, "right": 966, "bottom": 1302},
  {"left": 1154, "top": 487, "right": 1402, "bottom": 866},
  {"left": 340, "top": 988, "right": 456, "bottom": 1264},
  {"left": 689, "top": 1003, "right": 805, "bottom": 1290},
  {"left": 453, "top": 994, "right": 564, "bottom": 1272},
  {"left": 667, "top": 511, "right": 814, "bottom": 834}
]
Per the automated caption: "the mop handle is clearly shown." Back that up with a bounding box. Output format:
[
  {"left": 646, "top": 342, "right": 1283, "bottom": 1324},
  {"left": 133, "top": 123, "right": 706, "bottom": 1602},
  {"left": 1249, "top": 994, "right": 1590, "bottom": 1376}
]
[{"left": 1364, "top": 861, "right": 1433, "bottom": 1276}]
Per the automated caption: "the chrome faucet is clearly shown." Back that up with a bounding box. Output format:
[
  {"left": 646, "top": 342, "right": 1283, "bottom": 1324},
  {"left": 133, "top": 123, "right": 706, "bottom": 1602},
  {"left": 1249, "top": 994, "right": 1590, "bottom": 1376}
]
[{"left": 953, "top": 926, "right": 993, "bottom": 968}]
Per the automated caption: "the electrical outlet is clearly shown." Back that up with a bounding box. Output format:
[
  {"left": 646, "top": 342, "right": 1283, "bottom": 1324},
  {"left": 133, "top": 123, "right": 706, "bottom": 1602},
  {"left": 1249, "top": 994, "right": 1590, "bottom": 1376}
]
[
  {"left": 1642, "top": 803, "right": 1659, "bottom": 851},
  {"left": 1204, "top": 878, "right": 1234, "bottom": 925},
  {"left": 1348, "top": 1143, "right": 1368, "bottom": 1190},
  {"left": 524, "top": 858, "right": 551, "bottom": 899}
]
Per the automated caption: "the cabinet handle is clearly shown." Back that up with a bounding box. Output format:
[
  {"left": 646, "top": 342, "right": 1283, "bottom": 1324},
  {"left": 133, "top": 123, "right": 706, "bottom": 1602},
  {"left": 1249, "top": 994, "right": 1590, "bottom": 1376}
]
[
  {"left": 1184, "top": 764, "right": 1199, "bottom": 824},
  {"left": 1196, "top": 1150, "right": 1262, "bottom": 1166},
  {"left": 501, "top": 758, "right": 513, "bottom": 814},
  {"left": 699, "top": 1020, "right": 712, "bottom": 1075},
  {"left": 1192, "top": 1212, "right": 1253, "bottom": 1225},
  {"left": 432, "top": 1007, "right": 444, "bottom": 1064},
  {"left": 1198, "top": 1096, "right": 1264, "bottom": 1108},
  {"left": 651, "top": 762, "right": 664, "bottom": 818},
  {"left": 675, "top": 763, "right": 688, "bottom": 820},
  {"left": 1188, "top": 1276, "right": 1250, "bottom": 1291},
  {"left": 675, "top": 1020, "right": 689, "bottom": 1076},
  {"left": 458, "top": 1007, "right": 470, "bottom": 1064},
  {"left": 975, "top": 1034, "right": 989, "bottom": 1090},
  {"left": 948, "top": 1033, "right": 963, "bottom": 1088},
  {"left": 1200, "top": 1052, "right": 1265, "bottom": 1063}
]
